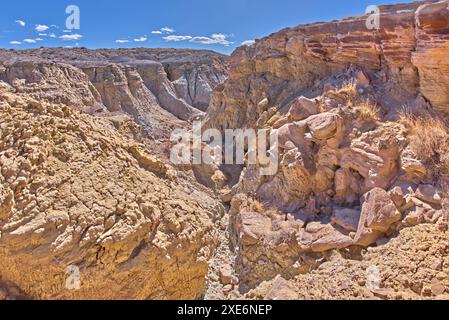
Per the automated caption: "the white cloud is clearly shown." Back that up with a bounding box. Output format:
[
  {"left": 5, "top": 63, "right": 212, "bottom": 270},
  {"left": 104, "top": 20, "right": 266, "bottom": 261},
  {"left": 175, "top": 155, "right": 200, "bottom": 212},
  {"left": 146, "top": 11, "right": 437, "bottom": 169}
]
[
  {"left": 163, "top": 35, "right": 193, "bottom": 42},
  {"left": 160, "top": 27, "right": 175, "bottom": 34},
  {"left": 163, "top": 33, "right": 232, "bottom": 45},
  {"left": 35, "top": 38, "right": 44, "bottom": 41},
  {"left": 35, "top": 24, "right": 49, "bottom": 32},
  {"left": 49, "top": 33, "right": 57, "bottom": 38},
  {"left": 10, "top": 41, "right": 22, "bottom": 45},
  {"left": 134, "top": 36, "right": 148, "bottom": 42},
  {"left": 152, "top": 27, "right": 175, "bottom": 35},
  {"left": 59, "top": 34, "right": 83, "bottom": 41},
  {"left": 38, "top": 33, "right": 48, "bottom": 36},
  {"left": 190, "top": 36, "right": 213, "bottom": 44},
  {"left": 15, "top": 20, "right": 26, "bottom": 27},
  {"left": 63, "top": 29, "right": 72, "bottom": 33},
  {"left": 190, "top": 33, "right": 232, "bottom": 46},
  {"left": 23, "top": 38, "right": 37, "bottom": 43},
  {"left": 241, "top": 40, "right": 255, "bottom": 46},
  {"left": 115, "top": 39, "right": 131, "bottom": 43}
]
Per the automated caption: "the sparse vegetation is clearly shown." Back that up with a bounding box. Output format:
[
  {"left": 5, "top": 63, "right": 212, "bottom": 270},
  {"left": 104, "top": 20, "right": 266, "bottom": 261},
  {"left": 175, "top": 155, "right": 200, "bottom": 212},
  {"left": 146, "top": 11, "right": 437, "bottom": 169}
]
[
  {"left": 354, "top": 100, "right": 381, "bottom": 122},
  {"left": 339, "top": 79, "right": 358, "bottom": 104},
  {"left": 400, "top": 112, "right": 449, "bottom": 185},
  {"left": 250, "top": 199, "right": 265, "bottom": 213}
]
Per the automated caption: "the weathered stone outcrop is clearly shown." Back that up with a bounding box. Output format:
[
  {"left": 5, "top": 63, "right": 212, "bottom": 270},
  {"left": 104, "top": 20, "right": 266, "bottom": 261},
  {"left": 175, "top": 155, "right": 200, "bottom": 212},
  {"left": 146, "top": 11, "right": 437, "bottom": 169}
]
[
  {"left": 354, "top": 188, "right": 401, "bottom": 246},
  {"left": 82, "top": 63, "right": 181, "bottom": 138},
  {"left": 131, "top": 61, "right": 201, "bottom": 120},
  {"left": 203, "top": 0, "right": 449, "bottom": 296},
  {"left": 205, "top": 0, "right": 448, "bottom": 132},
  {"left": 0, "top": 48, "right": 228, "bottom": 124},
  {"left": 0, "top": 88, "right": 222, "bottom": 299},
  {"left": 412, "top": 1, "right": 449, "bottom": 114},
  {"left": 165, "top": 58, "right": 228, "bottom": 112},
  {"left": 0, "top": 59, "right": 104, "bottom": 113},
  {"left": 246, "top": 223, "right": 449, "bottom": 300}
]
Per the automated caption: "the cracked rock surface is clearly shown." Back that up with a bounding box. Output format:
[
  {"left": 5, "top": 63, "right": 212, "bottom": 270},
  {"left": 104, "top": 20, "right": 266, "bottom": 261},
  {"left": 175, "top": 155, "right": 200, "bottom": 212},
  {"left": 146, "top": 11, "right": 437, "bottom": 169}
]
[{"left": 0, "top": 88, "right": 223, "bottom": 299}]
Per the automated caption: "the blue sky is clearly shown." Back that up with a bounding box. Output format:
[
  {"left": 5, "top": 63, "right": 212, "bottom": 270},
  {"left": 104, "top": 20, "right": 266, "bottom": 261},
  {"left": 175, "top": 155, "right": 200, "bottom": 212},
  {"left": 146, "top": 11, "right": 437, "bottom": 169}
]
[{"left": 0, "top": 0, "right": 413, "bottom": 54}]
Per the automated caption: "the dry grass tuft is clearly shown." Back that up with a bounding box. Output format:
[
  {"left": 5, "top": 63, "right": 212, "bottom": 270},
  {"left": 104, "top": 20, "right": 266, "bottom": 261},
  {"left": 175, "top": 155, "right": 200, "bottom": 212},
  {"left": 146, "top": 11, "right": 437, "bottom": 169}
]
[
  {"left": 400, "top": 112, "right": 449, "bottom": 186},
  {"left": 354, "top": 100, "right": 381, "bottom": 122},
  {"left": 339, "top": 79, "right": 357, "bottom": 104},
  {"left": 250, "top": 199, "right": 265, "bottom": 213}
]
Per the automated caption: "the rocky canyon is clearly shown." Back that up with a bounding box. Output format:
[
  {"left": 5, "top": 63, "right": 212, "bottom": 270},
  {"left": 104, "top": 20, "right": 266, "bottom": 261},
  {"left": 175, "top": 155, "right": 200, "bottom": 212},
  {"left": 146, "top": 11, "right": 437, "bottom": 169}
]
[{"left": 1, "top": 0, "right": 449, "bottom": 300}]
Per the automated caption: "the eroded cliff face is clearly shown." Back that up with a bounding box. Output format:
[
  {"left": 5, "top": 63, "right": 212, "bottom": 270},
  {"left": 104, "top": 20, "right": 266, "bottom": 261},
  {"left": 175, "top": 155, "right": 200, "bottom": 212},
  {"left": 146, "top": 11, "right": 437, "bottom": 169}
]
[
  {"left": 203, "top": 1, "right": 449, "bottom": 299},
  {"left": 413, "top": 1, "right": 449, "bottom": 114},
  {"left": 205, "top": 1, "right": 449, "bottom": 131},
  {"left": 0, "top": 59, "right": 104, "bottom": 113},
  {"left": 0, "top": 48, "right": 228, "bottom": 126},
  {"left": 0, "top": 48, "right": 229, "bottom": 300},
  {"left": 0, "top": 84, "right": 223, "bottom": 299}
]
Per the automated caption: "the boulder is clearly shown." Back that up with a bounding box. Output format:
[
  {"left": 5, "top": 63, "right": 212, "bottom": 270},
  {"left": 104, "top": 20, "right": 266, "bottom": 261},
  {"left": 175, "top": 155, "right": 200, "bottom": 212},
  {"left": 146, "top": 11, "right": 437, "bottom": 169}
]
[
  {"left": 400, "top": 147, "right": 429, "bottom": 182},
  {"left": 355, "top": 188, "right": 401, "bottom": 246},
  {"left": 257, "top": 97, "right": 270, "bottom": 112},
  {"left": 356, "top": 70, "right": 370, "bottom": 86},
  {"left": 219, "top": 265, "right": 238, "bottom": 285},
  {"left": 340, "top": 123, "right": 405, "bottom": 194},
  {"left": 331, "top": 208, "right": 361, "bottom": 232},
  {"left": 415, "top": 184, "right": 442, "bottom": 206},
  {"left": 280, "top": 148, "right": 314, "bottom": 200},
  {"left": 237, "top": 211, "right": 271, "bottom": 246},
  {"left": 306, "top": 112, "right": 341, "bottom": 140},
  {"left": 276, "top": 122, "right": 308, "bottom": 149},
  {"left": 389, "top": 186, "right": 406, "bottom": 208},
  {"left": 288, "top": 96, "right": 319, "bottom": 121},
  {"left": 264, "top": 276, "right": 299, "bottom": 300},
  {"left": 299, "top": 222, "right": 353, "bottom": 252}
]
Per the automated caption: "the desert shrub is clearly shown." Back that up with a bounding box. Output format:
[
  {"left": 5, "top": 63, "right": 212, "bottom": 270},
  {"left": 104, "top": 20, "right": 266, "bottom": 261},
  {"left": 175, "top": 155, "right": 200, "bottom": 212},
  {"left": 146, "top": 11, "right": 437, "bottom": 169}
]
[
  {"left": 354, "top": 100, "right": 380, "bottom": 122},
  {"left": 400, "top": 113, "right": 449, "bottom": 187},
  {"left": 250, "top": 199, "right": 265, "bottom": 213},
  {"left": 339, "top": 79, "right": 357, "bottom": 104}
]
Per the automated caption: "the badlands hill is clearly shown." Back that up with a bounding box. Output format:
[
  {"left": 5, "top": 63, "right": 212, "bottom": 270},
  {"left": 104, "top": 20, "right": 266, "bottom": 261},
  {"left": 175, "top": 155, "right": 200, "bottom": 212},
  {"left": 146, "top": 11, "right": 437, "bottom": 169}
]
[
  {"left": 0, "top": 47, "right": 228, "bottom": 135},
  {"left": 1, "top": 0, "right": 449, "bottom": 300}
]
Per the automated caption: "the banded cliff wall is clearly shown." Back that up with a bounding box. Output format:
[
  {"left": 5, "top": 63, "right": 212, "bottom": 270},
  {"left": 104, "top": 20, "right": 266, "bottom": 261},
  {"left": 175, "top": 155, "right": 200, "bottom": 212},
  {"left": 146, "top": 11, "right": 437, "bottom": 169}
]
[{"left": 206, "top": 0, "right": 449, "bottom": 131}]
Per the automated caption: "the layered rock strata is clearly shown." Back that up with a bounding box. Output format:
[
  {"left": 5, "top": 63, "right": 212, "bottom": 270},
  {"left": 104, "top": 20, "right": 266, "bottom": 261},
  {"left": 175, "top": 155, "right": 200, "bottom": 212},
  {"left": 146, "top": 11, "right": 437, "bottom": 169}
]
[{"left": 0, "top": 48, "right": 228, "bottom": 126}]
